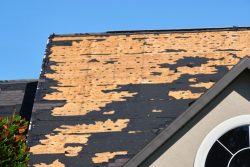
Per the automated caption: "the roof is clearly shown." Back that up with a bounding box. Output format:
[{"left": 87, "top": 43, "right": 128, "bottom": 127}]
[
  {"left": 0, "top": 79, "right": 38, "bottom": 84},
  {"left": 124, "top": 56, "right": 250, "bottom": 166},
  {"left": 0, "top": 80, "right": 38, "bottom": 120},
  {"left": 28, "top": 26, "right": 250, "bottom": 167},
  {"left": 54, "top": 26, "right": 250, "bottom": 36}
]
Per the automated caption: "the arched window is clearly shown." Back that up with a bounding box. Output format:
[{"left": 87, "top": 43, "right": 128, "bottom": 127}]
[{"left": 194, "top": 115, "right": 250, "bottom": 167}]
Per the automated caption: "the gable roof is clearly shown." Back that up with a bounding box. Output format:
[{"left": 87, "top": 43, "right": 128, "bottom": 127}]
[
  {"left": 28, "top": 27, "right": 250, "bottom": 167},
  {"left": 124, "top": 56, "right": 250, "bottom": 166}
]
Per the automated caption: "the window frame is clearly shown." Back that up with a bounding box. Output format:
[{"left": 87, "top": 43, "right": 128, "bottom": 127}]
[{"left": 194, "top": 115, "right": 250, "bottom": 167}]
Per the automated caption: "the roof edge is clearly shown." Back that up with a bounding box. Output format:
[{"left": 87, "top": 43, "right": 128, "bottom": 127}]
[
  {"left": 0, "top": 79, "right": 38, "bottom": 84},
  {"left": 124, "top": 56, "right": 250, "bottom": 167},
  {"left": 51, "top": 26, "right": 250, "bottom": 37}
]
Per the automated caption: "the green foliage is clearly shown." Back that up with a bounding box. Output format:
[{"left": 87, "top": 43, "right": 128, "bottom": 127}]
[{"left": 0, "top": 115, "right": 30, "bottom": 167}]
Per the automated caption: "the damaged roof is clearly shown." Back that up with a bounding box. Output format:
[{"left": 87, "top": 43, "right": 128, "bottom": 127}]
[
  {"left": 28, "top": 27, "right": 250, "bottom": 167},
  {"left": 124, "top": 56, "right": 250, "bottom": 166}
]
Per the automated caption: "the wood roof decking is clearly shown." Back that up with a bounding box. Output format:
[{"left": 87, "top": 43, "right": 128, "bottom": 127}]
[{"left": 28, "top": 27, "right": 250, "bottom": 167}]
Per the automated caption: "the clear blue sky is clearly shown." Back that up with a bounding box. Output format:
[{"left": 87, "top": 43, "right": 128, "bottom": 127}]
[{"left": 1, "top": 0, "right": 250, "bottom": 80}]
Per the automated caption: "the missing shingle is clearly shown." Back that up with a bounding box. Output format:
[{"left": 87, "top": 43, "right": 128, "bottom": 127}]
[
  {"left": 88, "top": 59, "right": 100, "bottom": 63},
  {"left": 159, "top": 49, "right": 187, "bottom": 53}
]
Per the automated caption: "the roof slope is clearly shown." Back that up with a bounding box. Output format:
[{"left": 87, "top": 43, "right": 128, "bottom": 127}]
[
  {"left": 0, "top": 80, "right": 38, "bottom": 120},
  {"left": 124, "top": 56, "right": 250, "bottom": 166},
  {"left": 28, "top": 27, "right": 250, "bottom": 167}
]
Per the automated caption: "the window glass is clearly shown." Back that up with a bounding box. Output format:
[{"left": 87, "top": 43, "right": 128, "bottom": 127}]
[{"left": 205, "top": 125, "right": 250, "bottom": 167}]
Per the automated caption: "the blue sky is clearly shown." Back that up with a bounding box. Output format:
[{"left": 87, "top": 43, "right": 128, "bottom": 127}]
[{"left": 0, "top": 0, "right": 250, "bottom": 80}]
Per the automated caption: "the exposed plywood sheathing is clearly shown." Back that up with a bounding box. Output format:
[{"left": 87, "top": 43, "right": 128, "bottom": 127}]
[
  {"left": 103, "top": 110, "right": 115, "bottom": 115},
  {"left": 34, "top": 160, "right": 65, "bottom": 167},
  {"left": 30, "top": 133, "right": 91, "bottom": 155},
  {"left": 190, "top": 82, "right": 214, "bottom": 89},
  {"left": 29, "top": 28, "right": 250, "bottom": 166},
  {"left": 169, "top": 90, "right": 202, "bottom": 99},
  {"left": 44, "top": 91, "right": 137, "bottom": 116},
  {"left": 92, "top": 151, "right": 128, "bottom": 163},
  {"left": 30, "top": 119, "right": 129, "bottom": 156}
]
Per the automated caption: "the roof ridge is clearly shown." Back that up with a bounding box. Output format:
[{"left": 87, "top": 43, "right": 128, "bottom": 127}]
[{"left": 51, "top": 26, "right": 250, "bottom": 37}]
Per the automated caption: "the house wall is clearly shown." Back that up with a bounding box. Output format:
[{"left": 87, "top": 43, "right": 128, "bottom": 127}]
[{"left": 150, "top": 72, "right": 250, "bottom": 167}]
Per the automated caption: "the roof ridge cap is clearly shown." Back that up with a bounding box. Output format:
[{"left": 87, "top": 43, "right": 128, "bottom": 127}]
[{"left": 51, "top": 26, "right": 250, "bottom": 37}]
